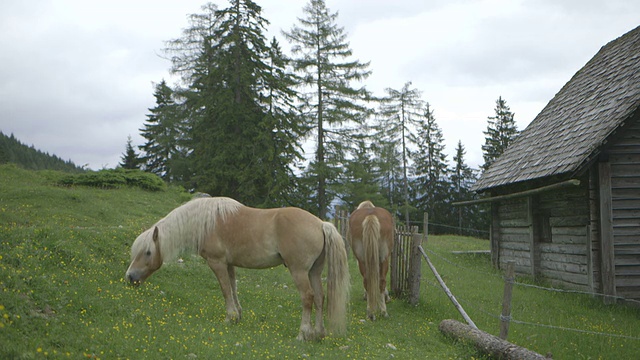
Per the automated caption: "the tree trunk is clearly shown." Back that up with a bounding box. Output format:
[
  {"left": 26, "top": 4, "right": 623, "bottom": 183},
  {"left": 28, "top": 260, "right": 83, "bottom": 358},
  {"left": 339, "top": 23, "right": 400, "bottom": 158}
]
[{"left": 439, "top": 319, "right": 550, "bottom": 360}]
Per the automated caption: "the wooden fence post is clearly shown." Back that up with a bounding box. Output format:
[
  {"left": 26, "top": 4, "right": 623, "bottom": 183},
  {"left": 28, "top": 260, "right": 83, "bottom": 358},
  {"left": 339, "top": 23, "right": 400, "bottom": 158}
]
[
  {"left": 391, "top": 226, "right": 400, "bottom": 296},
  {"left": 409, "top": 231, "right": 422, "bottom": 305},
  {"left": 500, "top": 260, "right": 515, "bottom": 339}
]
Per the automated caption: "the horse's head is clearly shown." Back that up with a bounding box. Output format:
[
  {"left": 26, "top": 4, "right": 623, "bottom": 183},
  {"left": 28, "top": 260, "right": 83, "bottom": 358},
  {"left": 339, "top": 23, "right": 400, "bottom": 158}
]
[{"left": 125, "top": 227, "right": 163, "bottom": 286}]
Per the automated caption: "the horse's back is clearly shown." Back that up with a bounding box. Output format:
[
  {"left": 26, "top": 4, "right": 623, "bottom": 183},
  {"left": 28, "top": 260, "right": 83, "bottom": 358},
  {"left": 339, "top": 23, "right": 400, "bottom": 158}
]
[
  {"left": 349, "top": 207, "right": 394, "bottom": 241},
  {"left": 208, "top": 205, "right": 325, "bottom": 269}
]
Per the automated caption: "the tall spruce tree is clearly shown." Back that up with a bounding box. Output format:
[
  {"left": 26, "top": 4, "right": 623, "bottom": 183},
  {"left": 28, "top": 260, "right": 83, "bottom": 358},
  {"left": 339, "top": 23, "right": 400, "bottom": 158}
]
[
  {"left": 283, "top": 0, "right": 373, "bottom": 218},
  {"left": 481, "top": 96, "right": 518, "bottom": 171},
  {"left": 375, "top": 81, "right": 424, "bottom": 224},
  {"left": 410, "top": 104, "right": 450, "bottom": 230},
  {"left": 139, "top": 80, "right": 185, "bottom": 181},
  {"left": 161, "top": 1, "right": 305, "bottom": 206}
]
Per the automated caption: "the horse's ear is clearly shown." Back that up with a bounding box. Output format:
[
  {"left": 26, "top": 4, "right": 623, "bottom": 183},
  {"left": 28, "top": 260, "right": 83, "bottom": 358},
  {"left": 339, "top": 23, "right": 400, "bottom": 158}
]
[{"left": 152, "top": 227, "right": 159, "bottom": 244}]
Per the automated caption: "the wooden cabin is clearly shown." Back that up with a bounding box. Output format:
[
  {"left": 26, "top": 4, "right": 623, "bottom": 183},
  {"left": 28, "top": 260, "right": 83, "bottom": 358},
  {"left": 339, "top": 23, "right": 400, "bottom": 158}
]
[{"left": 473, "top": 25, "right": 640, "bottom": 302}]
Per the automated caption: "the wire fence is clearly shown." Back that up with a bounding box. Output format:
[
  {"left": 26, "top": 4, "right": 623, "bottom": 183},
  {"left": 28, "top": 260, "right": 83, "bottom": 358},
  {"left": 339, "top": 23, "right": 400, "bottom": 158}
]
[
  {"left": 422, "top": 246, "right": 640, "bottom": 343},
  {"left": 333, "top": 207, "right": 640, "bottom": 345}
]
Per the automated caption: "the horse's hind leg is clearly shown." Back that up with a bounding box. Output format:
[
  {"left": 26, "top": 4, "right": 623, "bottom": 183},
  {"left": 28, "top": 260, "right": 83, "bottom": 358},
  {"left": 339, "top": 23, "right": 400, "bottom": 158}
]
[
  {"left": 206, "top": 260, "right": 240, "bottom": 323},
  {"left": 310, "top": 258, "right": 325, "bottom": 339},
  {"left": 379, "top": 257, "right": 391, "bottom": 317},
  {"left": 290, "top": 269, "right": 315, "bottom": 341}
]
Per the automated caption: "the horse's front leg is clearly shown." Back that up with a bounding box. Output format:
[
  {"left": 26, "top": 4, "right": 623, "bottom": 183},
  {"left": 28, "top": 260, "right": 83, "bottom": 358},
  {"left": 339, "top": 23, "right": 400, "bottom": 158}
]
[
  {"left": 228, "top": 265, "right": 242, "bottom": 320},
  {"left": 206, "top": 260, "right": 241, "bottom": 323}
]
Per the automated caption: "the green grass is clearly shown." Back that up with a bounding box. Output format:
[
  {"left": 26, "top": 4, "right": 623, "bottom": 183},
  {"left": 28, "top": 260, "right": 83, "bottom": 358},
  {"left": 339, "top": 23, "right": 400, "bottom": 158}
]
[{"left": 1, "top": 164, "right": 638, "bottom": 359}]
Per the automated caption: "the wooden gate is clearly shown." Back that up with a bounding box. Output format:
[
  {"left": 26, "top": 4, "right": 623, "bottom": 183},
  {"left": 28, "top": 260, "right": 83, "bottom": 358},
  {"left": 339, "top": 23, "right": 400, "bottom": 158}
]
[{"left": 391, "top": 225, "right": 422, "bottom": 304}]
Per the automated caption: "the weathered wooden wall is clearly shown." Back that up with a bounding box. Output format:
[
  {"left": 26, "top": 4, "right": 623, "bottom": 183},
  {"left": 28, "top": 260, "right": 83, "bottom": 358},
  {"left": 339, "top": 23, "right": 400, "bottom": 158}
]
[
  {"left": 496, "top": 198, "right": 531, "bottom": 274},
  {"left": 494, "top": 182, "right": 591, "bottom": 291},
  {"left": 608, "top": 119, "right": 640, "bottom": 300},
  {"left": 536, "top": 186, "right": 590, "bottom": 290}
]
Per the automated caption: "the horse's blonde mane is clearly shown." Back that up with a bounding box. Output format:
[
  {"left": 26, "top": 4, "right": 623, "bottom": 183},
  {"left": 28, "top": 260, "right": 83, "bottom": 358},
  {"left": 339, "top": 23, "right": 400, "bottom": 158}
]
[
  {"left": 357, "top": 200, "right": 375, "bottom": 209},
  {"left": 131, "top": 197, "right": 243, "bottom": 262}
]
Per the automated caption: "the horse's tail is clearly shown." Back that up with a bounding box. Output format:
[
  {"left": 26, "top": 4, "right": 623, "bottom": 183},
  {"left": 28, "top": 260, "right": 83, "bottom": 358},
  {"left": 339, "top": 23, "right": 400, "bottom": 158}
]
[
  {"left": 362, "top": 215, "right": 383, "bottom": 315},
  {"left": 322, "top": 221, "right": 350, "bottom": 336}
]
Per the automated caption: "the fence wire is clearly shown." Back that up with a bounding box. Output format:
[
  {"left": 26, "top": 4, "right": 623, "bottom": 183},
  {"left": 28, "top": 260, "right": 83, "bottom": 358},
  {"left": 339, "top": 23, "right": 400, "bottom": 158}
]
[{"left": 421, "top": 244, "right": 640, "bottom": 344}]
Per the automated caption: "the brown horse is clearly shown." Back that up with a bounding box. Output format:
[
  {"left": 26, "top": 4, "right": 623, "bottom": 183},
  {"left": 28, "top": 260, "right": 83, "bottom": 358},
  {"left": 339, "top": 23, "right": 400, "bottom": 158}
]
[
  {"left": 125, "top": 197, "right": 350, "bottom": 341},
  {"left": 348, "top": 200, "right": 394, "bottom": 320}
]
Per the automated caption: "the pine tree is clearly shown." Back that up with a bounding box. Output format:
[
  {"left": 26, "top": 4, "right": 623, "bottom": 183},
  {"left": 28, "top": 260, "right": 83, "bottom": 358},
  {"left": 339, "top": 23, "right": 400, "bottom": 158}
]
[
  {"left": 159, "top": 1, "right": 305, "bottom": 206},
  {"left": 481, "top": 96, "right": 518, "bottom": 171},
  {"left": 139, "top": 80, "right": 185, "bottom": 181},
  {"left": 259, "top": 37, "right": 310, "bottom": 207},
  {"left": 450, "top": 140, "right": 479, "bottom": 235},
  {"left": 410, "top": 104, "right": 450, "bottom": 230},
  {"left": 120, "top": 136, "right": 142, "bottom": 169},
  {"left": 375, "top": 81, "right": 424, "bottom": 224},
  {"left": 371, "top": 139, "right": 404, "bottom": 214},
  {"left": 283, "top": 0, "right": 373, "bottom": 218},
  {"left": 339, "top": 138, "right": 388, "bottom": 211}
]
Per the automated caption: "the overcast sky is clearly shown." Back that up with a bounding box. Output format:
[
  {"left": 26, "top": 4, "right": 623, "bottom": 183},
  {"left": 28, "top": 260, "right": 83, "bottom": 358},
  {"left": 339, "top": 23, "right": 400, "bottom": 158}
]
[{"left": 1, "top": 0, "right": 638, "bottom": 170}]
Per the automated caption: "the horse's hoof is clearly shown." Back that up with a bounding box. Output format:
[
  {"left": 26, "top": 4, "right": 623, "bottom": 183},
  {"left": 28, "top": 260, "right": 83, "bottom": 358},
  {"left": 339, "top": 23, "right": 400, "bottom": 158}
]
[
  {"left": 225, "top": 312, "right": 240, "bottom": 324},
  {"left": 296, "top": 332, "right": 315, "bottom": 341}
]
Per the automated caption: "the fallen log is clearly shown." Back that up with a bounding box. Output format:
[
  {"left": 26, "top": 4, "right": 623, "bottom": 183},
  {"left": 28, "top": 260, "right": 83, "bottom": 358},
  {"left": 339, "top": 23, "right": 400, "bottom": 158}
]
[{"left": 439, "top": 319, "right": 550, "bottom": 360}]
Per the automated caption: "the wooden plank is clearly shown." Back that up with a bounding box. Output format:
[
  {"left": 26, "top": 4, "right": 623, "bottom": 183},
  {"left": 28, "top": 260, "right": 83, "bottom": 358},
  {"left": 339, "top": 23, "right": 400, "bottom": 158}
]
[
  {"left": 500, "top": 227, "right": 531, "bottom": 235},
  {"left": 539, "top": 260, "right": 588, "bottom": 275},
  {"left": 539, "top": 268, "right": 590, "bottom": 286},
  {"left": 501, "top": 241, "right": 531, "bottom": 251},
  {"left": 549, "top": 215, "right": 589, "bottom": 227},
  {"left": 539, "top": 243, "right": 587, "bottom": 256},
  {"left": 612, "top": 208, "right": 640, "bottom": 218},
  {"left": 588, "top": 167, "right": 601, "bottom": 294},
  {"left": 500, "top": 234, "right": 529, "bottom": 244},
  {"left": 586, "top": 224, "right": 594, "bottom": 293},
  {"left": 540, "top": 252, "right": 587, "bottom": 265},
  {"left": 614, "top": 267, "right": 640, "bottom": 276},
  {"left": 551, "top": 226, "right": 587, "bottom": 236},
  {"left": 599, "top": 161, "right": 616, "bottom": 301},
  {"left": 551, "top": 234, "right": 587, "bottom": 245},
  {"left": 616, "top": 289, "right": 640, "bottom": 300},
  {"left": 499, "top": 249, "right": 531, "bottom": 260},
  {"left": 614, "top": 277, "right": 640, "bottom": 287},
  {"left": 528, "top": 196, "right": 539, "bottom": 277},
  {"left": 491, "top": 202, "right": 500, "bottom": 268},
  {"left": 499, "top": 219, "right": 530, "bottom": 227}
]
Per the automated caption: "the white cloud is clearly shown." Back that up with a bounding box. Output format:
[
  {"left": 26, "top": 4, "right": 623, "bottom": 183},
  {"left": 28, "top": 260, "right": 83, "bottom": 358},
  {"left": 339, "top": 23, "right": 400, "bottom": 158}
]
[{"left": 0, "top": 0, "right": 638, "bottom": 170}]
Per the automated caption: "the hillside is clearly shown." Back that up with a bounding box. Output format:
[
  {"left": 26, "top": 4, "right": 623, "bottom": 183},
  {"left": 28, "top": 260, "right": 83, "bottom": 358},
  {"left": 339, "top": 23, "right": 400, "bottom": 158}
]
[
  {"left": 0, "top": 165, "right": 637, "bottom": 359},
  {"left": 0, "top": 132, "right": 83, "bottom": 172},
  {"left": 0, "top": 165, "right": 478, "bottom": 359}
]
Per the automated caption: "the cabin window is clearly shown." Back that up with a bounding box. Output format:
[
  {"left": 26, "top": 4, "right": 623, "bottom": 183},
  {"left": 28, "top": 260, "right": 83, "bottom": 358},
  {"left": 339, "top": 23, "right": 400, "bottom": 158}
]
[{"left": 538, "top": 213, "right": 552, "bottom": 243}]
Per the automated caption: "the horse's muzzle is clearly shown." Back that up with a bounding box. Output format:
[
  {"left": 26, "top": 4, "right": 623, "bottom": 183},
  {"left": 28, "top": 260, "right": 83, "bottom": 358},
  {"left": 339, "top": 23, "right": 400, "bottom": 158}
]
[{"left": 126, "top": 271, "right": 143, "bottom": 286}]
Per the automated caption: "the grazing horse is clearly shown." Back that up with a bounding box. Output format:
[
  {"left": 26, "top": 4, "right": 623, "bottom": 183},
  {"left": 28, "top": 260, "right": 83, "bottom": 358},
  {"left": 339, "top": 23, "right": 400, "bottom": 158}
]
[
  {"left": 125, "top": 197, "right": 350, "bottom": 341},
  {"left": 348, "top": 200, "right": 394, "bottom": 320}
]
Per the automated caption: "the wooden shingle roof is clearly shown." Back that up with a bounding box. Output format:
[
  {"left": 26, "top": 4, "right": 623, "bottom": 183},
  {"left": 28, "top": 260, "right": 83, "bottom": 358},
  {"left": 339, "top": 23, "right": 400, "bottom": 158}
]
[{"left": 474, "top": 25, "right": 640, "bottom": 192}]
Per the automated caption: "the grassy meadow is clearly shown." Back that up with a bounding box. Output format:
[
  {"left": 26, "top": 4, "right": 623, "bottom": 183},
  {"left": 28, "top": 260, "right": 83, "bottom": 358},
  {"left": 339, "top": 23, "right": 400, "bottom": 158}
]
[{"left": 1, "top": 164, "right": 638, "bottom": 359}]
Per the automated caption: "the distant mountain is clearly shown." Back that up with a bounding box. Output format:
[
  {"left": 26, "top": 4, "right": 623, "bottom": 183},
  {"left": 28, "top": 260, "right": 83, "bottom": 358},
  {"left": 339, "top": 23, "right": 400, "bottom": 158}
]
[{"left": 0, "top": 131, "right": 84, "bottom": 172}]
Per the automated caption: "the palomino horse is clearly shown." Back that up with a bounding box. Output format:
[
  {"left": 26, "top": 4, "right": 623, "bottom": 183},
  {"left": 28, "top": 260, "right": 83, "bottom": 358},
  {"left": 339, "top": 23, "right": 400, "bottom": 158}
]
[
  {"left": 125, "top": 197, "right": 350, "bottom": 341},
  {"left": 348, "top": 200, "right": 394, "bottom": 320}
]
